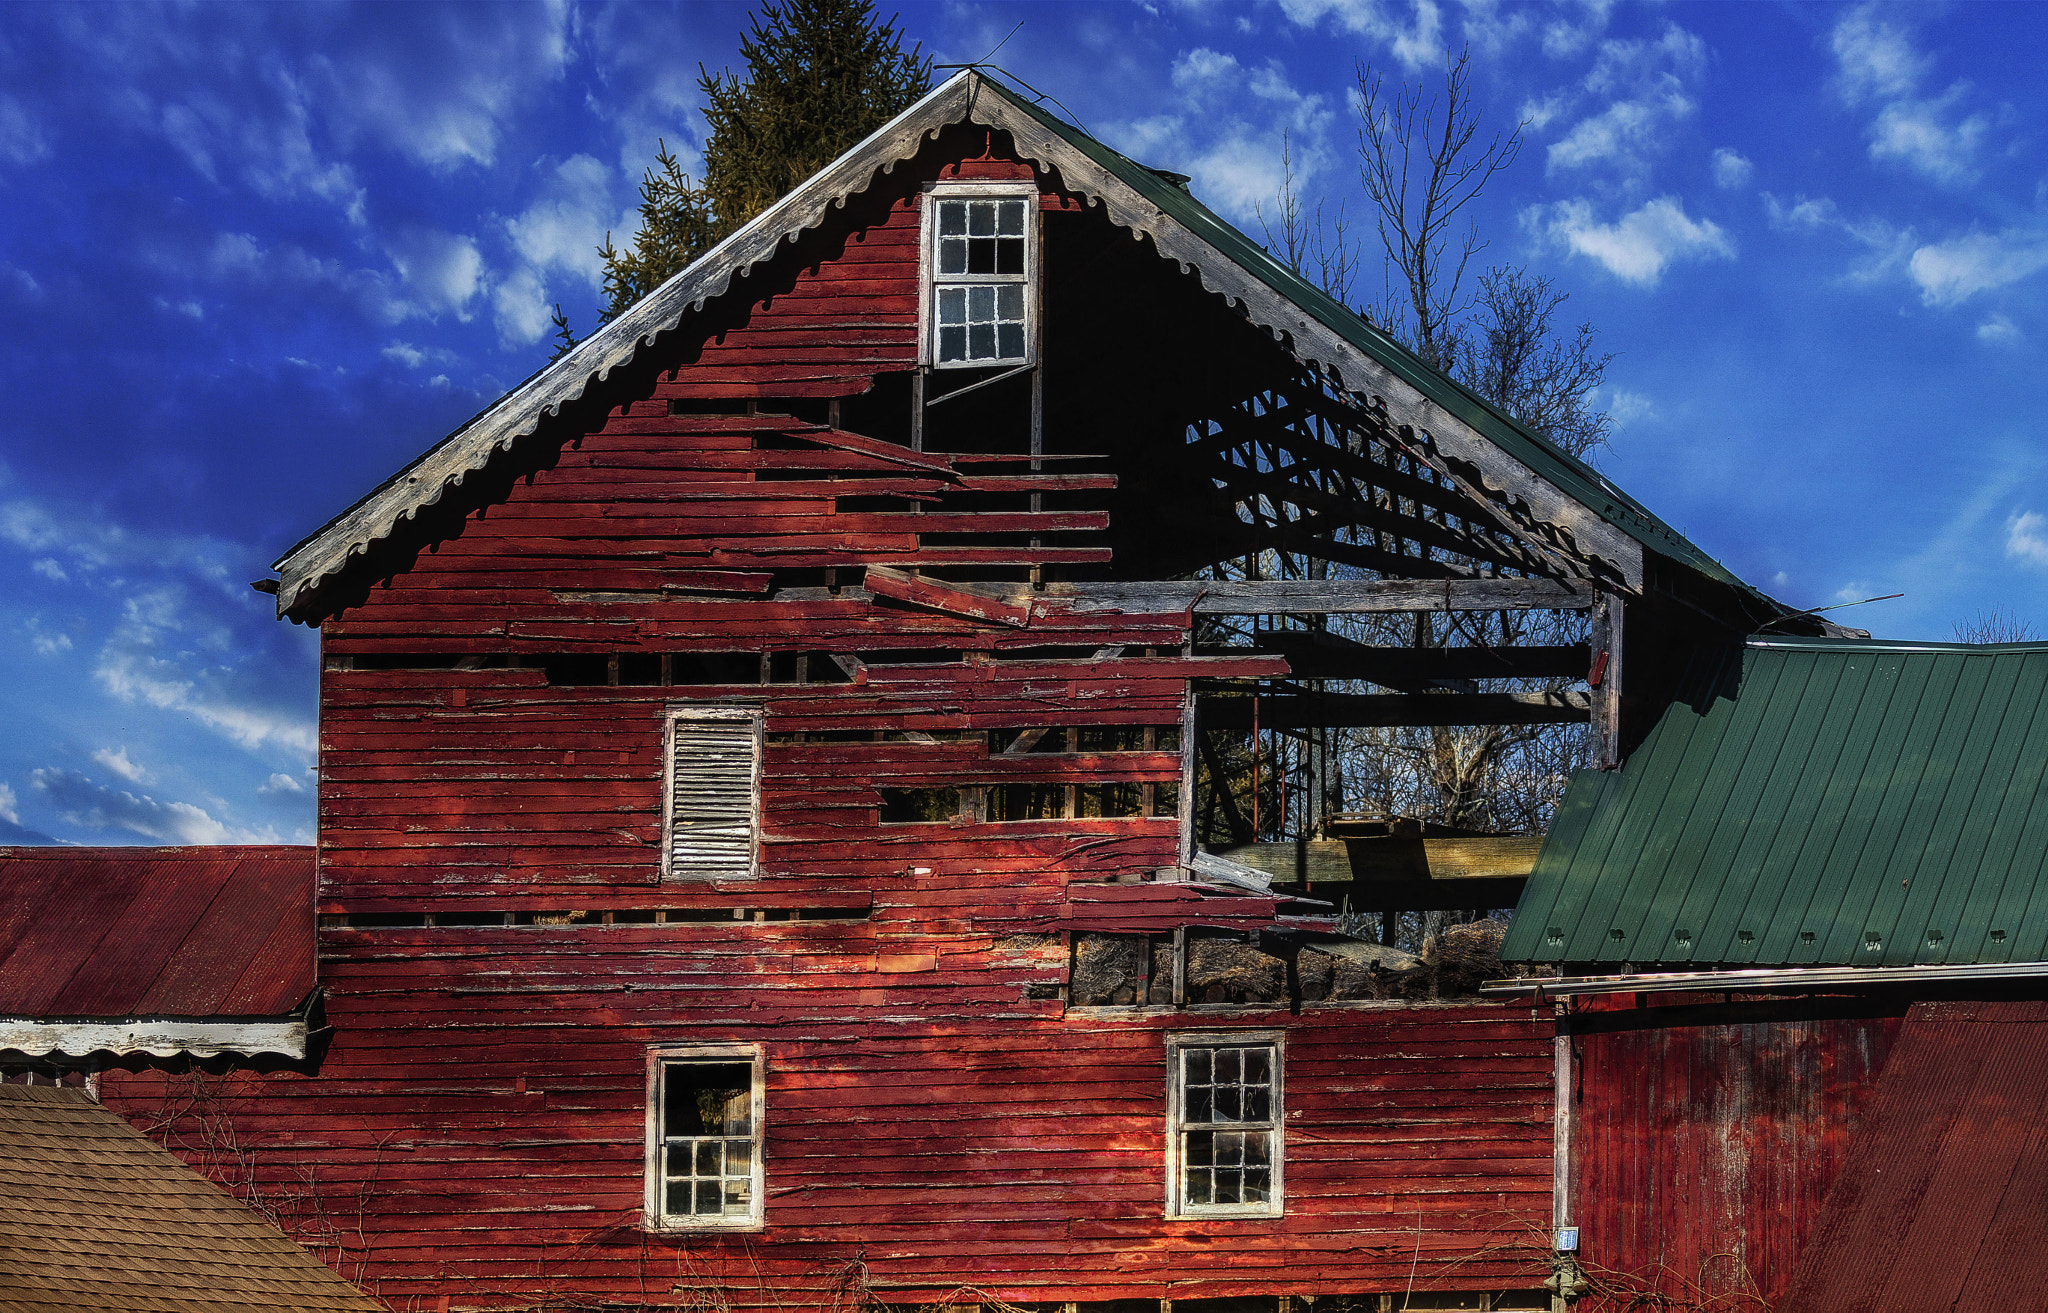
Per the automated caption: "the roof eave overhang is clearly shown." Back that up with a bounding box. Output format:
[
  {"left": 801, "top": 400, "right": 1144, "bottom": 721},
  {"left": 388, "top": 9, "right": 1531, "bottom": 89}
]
[
  {"left": 272, "top": 70, "right": 1645, "bottom": 621},
  {"left": 1481, "top": 960, "right": 2048, "bottom": 999},
  {"left": 0, "top": 1009, "right": 310, "bottom": 1060}
]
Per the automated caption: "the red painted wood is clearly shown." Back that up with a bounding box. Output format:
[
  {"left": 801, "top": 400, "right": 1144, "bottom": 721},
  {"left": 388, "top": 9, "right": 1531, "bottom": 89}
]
[
  {"left": 92, "top": 127, "right": 1556, "bottom": 1313},
  {"left": 1568, "top": 995, "right": 1903, "bottom": 1312}
]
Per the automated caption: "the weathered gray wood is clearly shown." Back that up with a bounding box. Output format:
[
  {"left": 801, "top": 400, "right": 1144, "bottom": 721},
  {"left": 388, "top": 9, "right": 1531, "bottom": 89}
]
[
  {"left": 1220, "top": 836, "right": 1544, "bottom": 883},
  {"left": 1201, "top": 689, "right": 1592, "bottom": 729},
  {"left": 1027, "top": 577, "right": 1593, "bottom": 615},
  {"left": 1187, "top": 849, "right": 1274, "bottom": 893},
  {"left": 1232, "top": 632, "right": 1589, "bottom": 685},
  {"left": 1590, "top": 592, "right": 1623, "bottom": 769}
]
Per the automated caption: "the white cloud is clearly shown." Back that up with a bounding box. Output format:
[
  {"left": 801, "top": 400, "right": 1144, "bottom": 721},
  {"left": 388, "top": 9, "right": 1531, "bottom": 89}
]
[
  {"left": 1829, "top": 7, "right": 1988, "bottom": 187},
  {"left": 493, "top": 266, "right": 554, "bottom": 347},
  {"left": 1711, "top": 148, "right": 1753, "bottom": 190},
  {"left": 1869, "top": 89, "right": 1988, "bottom": 187},
  {"left": 0, "top": 782, "right": 16, "bottom": 825},
  {"left": 1274, "top": 0, "right": 1444, "bottom": 70},
  {"left": 31, "top": 557, "right": 66, "bottom": 582},
  {"left": 505, "top": 154, "right": 615, "bottom": 283},
  {"left": 0, "top": 93, "right": 51, "bottom": 167},
  {"left": 382, "top": 341, "right": 426, "bottom": 369},
  {"left": 1101, "top": 56, "right": 1330, "bottom": 227},
  {"left": 1978, "top": 313, "right": 2021, "bottom": 346},
  {"left": 29, "top": 767, "right": 268, "bottom": 845},
  {"left": 1907, "top": 230, "right": 2048, "bottom": 307},
  {"left": 92, "top": 746, "right": 147, "bottom": 784},
  {"left": 1762, "top": 193, "right": 1915, "bottom": 283},
  {"left": 1543, "top": 22, "right": 1706, "bottom": 185},
  {"left": 1830, "top": 8, "right": 1925, "bottom": 101},
  {"left": 1530, "top": 196, "right": 1734, "bottom": 286},
  {"left": 2009, "top": 512, "right": 2048, "bottom": 568},
  {"left": 1172, "top": 47, "right": 1242, "bottom": 95},
  {"left": 382, "top": 227, "right": 483, "bottom": 320},
  {"left": 258, "top": 771, "right": 307, "bottom": 795},
  {"left": 95, "top": 646, "right": 317, "bottom": 756},
  {"left": 1605, "top": 389, "right": 1657, "bottom": 427}
]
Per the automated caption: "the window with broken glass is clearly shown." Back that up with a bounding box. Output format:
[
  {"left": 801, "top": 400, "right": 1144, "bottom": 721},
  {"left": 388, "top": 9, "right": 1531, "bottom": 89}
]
[
  {"left": 646, "top": 1048, "right": 763, "bottom": 1229},
  {"left": 924, "top": 185, "right": 1035, "bottom": 368},
  {"left": 1166, "top": 1034, "right": 1283, "bottom": 1218}
]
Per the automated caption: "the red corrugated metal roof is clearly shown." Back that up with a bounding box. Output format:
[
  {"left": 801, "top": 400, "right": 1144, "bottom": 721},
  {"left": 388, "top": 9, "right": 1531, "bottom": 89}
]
[
  {"left": 1780, "top": 999, "right": 2048, "bottom": 1313},
  {"left": 0, "top": 846, "right": 314, "bottom": 1018}
]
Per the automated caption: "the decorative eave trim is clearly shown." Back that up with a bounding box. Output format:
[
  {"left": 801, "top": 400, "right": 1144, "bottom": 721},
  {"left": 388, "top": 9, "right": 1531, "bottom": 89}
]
[
  {"left": 0, "top": 1013, "right": 308, "bottom": 1059},
  {"left": 273, "top": 71, "right": 1641, "bottom": 619}
]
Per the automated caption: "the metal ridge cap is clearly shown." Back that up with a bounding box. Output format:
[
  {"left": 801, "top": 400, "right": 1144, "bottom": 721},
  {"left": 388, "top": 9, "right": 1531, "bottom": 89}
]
[
  {"left": 1479, "top": 961, "right": 2048, "bottom": 998},
  {"left": 1747, "top": 634, "right": 2048, "bottom": 655}
]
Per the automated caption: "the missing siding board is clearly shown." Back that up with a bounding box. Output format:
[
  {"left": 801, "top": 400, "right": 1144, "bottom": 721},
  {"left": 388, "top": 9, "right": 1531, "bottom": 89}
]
[
  {"left": 878, "top": 787, "right": 963, "bottom": 823},
  {"left": 664, "top": 707, "right": 762, "bottom": 881},
  {"left": 1072, "top": 933, "right": 1169, "bottom": 1007}
]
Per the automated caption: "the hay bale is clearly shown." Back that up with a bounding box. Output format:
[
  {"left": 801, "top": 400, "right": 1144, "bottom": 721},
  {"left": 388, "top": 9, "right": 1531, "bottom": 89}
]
[{"left": 1186, "top": 937, "right": 1286, "bottom": 1003}]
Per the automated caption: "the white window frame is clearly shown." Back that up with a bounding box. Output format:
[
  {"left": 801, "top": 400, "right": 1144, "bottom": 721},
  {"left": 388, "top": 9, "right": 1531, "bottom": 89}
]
[
  {"left": 1164, "top": 1030, "right": 1285, "bottom": 1219},
  {"left": 661, "top": 704, "right": 762, "bottom": 882},
  {"left": 644, "top": 1044, "right": 766, "bottom": 1231},
  {"left": 918, "top": 181, "right": 1040, "bottom": 370}
]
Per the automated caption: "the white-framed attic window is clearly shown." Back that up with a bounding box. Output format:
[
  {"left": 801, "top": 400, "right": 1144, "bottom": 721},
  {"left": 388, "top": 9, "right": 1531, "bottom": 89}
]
[
  {"left": 1164, "top": 1030, "right": 1285, "bottom": 1219},
  {"left": 662, "top": 705, "right": 761, "bottom": 881},
  {"left": 920, "top": 182, "right": 1038, "bottom": 369},
  {"left": 644, "top": 1044, "right": 765, "bottom": 1231}
]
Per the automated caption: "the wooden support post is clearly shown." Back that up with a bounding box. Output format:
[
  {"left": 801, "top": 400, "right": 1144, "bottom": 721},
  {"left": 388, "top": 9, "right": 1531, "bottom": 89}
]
[
  {"left": 910, "top": 371, "right": 925, "bottom": 452},
  {"left": 1590, "top": 592, "right": 1624, "bottom": 769},
  {"left": 1179, "top": 685, "right": 1199, "bottom": 864},
  {"left": 1553, "top": 1019, "right": 1575, "bottom": 1313}
]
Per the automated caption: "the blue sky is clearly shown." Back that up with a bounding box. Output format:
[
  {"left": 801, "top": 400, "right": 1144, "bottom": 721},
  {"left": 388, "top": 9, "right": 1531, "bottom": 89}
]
[{"left": 1, "top": 0, "right": 2043, "bottom": 846}]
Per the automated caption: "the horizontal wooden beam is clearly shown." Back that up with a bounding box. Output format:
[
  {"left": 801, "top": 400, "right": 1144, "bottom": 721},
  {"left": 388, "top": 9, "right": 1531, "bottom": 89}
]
[
  {"left": 1222, "top": 634, "right": 1590, "bottom": 685},
  {"left": 1201, "top": 688, "right": 1591, "bottom": 728},
  {"left": 1028, "top": 577, "right": 1593, "bottom": 615},
  {"left": 1221, "top": 836, "right": 1542, "bottom": 882},
  {"left": 1219, "top": 837, "right": 1537, "bottom": 910}
]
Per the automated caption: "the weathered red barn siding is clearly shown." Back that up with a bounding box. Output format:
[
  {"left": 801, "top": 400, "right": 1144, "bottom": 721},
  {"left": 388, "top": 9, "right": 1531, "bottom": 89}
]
[
  {"left": 1566, "top": 996, "right": 1902, "bottom": 1311},
  {"left": 106, "top": 990, "right": 1552, "bottom": 1307},
  {"left": 97, "top": 128, "right": 1557, "bottom": 1310}
]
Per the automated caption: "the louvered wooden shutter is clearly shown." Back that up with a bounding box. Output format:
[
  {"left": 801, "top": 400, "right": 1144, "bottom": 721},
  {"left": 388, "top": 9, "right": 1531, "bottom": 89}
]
[{"left": 666, "top": 715, "right": 757, "bottom": 878}]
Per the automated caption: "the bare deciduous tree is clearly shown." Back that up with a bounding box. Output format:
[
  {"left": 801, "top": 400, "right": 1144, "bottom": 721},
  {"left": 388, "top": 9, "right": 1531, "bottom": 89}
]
[
  {"left": 1953, "top": 608, "right": 2040, "bottom": 643},
  {"left": 1355, "top": 48, "right": 1522, "bottom": 369}
]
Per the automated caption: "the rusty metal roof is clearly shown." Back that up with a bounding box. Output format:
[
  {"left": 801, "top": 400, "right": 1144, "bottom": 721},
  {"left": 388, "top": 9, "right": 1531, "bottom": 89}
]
[
  {"left": 0, "top": 846, "right": 314, "bottom": 1017},
  {"left": 1779, "top": 999, "right": 2048, "bottom": 1313},
  {"left": 1503, "top": 637, "right": 2048, "bottom": 968},
  {"left": 0, "top": 1083, "right": 386, "bottom": 1312}
]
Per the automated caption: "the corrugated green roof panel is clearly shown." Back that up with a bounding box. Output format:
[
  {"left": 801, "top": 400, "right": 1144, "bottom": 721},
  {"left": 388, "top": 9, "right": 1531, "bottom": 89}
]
[
  {"left": 989, "top": 81, "right": 1760, "bottom": 599},
  {"left": 1500, "top": 638, "right": 2048, "bottom": 967}
]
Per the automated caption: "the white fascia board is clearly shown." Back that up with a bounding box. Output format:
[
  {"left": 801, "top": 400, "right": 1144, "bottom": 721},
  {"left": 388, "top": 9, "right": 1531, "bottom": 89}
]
[{"left": 0, "top": 1015, "right": 307, "bottom": 1059}]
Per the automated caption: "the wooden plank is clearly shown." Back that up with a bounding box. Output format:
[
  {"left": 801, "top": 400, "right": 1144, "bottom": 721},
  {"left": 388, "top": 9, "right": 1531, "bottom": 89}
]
[
  {"left": 863, "top": 566, "right": 1032, "bottom": 628},
  {"left": 1219, "top": 836, "right": 1544, "bottom": 882},
  {"left": 1031, "top": 577, "right": 1593, "bottom": 616},
  {"left": 1200, "top": 689, "right": 1592, "bottom": 728},
  {"left": 1230, "top": 634, "right": 1590, "bottom": 686}
]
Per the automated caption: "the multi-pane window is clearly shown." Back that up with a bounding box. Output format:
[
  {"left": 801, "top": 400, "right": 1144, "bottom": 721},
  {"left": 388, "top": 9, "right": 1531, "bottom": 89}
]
[
  {"left": 924, "top": 186, "right": 1035, "bottom": 368},
  {"left": 1166, "top": 1034, "right": 1284, "bottom": 1217},
  {"left": 663, "top": 707, "right": 760, "bottom": 880},
  {"left": 646, "top": 1048, "right": 763, "bottom": 1230}
]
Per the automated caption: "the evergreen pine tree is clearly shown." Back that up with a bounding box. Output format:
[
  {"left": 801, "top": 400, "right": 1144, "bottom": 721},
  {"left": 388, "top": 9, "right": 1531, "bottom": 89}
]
[{"left": 592, "top": 0, "right": 930, "bottom": 328}]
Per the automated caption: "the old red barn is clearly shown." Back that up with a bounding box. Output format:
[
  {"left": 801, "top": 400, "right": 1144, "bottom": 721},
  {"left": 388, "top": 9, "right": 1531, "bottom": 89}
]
[{"left": 21, "top": 72, "right": 1845, "bottom": 1312}]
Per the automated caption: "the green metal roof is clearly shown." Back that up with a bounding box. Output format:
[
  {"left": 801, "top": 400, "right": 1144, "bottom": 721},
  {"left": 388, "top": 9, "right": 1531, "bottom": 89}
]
[
  {"left": 990, "top": 80, "right": 1762, "bottom": 603},
  {"left": 1501, "top": 637, "right": 2048, "bottom": 968}
]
